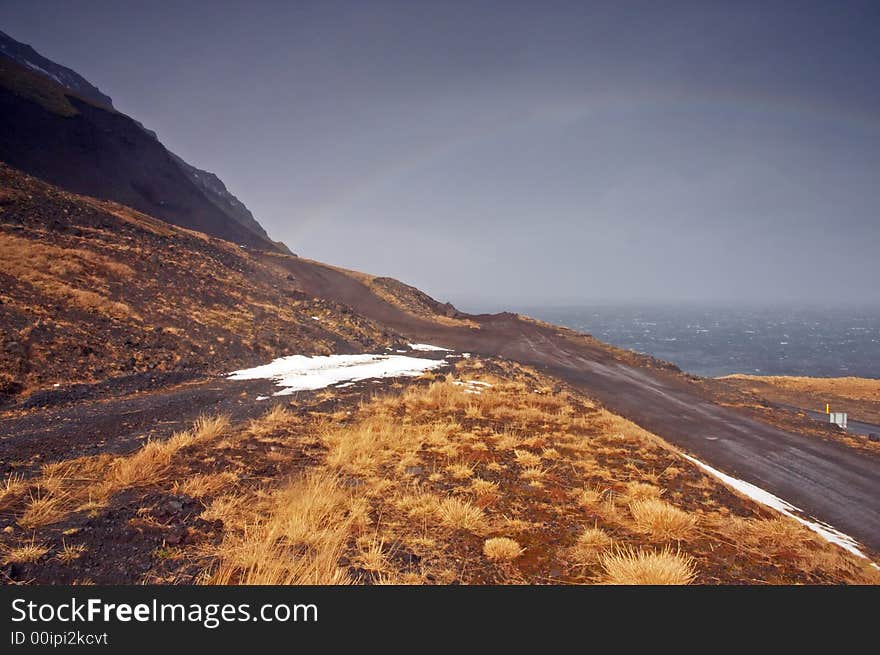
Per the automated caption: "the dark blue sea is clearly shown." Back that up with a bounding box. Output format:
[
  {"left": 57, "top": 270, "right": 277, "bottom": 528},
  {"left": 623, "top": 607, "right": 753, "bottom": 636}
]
[{"left": 514, "top": 304, "right": 880, "bottom": 379}]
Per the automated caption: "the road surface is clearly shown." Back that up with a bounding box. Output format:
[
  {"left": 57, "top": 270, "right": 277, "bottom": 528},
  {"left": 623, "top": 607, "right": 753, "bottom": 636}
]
[{"left": 775, "top": 403, "right": 880, "bottom": 438}]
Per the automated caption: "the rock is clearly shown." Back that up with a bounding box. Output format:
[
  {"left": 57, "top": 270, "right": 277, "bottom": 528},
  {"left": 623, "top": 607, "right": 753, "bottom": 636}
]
[
  {"left": 869, "top": 433, "right": 879, "bottom": 443},
  {"left": 164, "top": 528, "right": 187, "bottom": 545}
]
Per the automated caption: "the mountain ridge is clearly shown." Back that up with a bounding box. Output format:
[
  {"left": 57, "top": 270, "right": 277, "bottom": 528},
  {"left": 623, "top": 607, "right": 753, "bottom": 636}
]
[{"left": 0, "top": 30, "right": 285, "bottom": 252}]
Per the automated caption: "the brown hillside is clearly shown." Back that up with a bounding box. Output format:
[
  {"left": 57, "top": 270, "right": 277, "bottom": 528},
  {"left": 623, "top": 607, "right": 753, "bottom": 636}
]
[{"left": 0, "top": 164, "right": 400, "bottom": 400}]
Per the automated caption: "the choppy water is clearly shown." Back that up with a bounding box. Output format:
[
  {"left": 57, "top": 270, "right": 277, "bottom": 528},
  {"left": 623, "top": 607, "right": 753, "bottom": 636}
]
[{"left": 518, "top": 305, "right": 880, "bottom": 378}]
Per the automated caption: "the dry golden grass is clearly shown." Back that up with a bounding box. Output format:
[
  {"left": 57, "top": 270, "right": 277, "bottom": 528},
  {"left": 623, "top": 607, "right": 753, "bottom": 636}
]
[
  {"left": 102, "top": 414, "right": 229, "bottom": 495},
  {"left": 395, "top": 489, "right": 444, "bottom": 519},
  {"left": 193, "top": 414, "right": 231, "bottom": 440},
  {"left": 0, "top": 233, "right": 135, "bottom": 319},
  {"left": 541, "top": 448, "right": 561, "bottom": 460},
  {"left": 247, "top": 404, "right": 295, "bottom": 436},
  {"left": 570, "top": 527, "right": 613, "bottom": 567},
  {"left": 374, "top": 571, "right": 425, "bottom": 585},
  {"left": 629, "top": 499, "right": 697, "bottom": 541},
  {"left": 721, "top": 516, "right": 818, "bottom": 553},
  {"left": 519, "top": 466, "right": 548, "bottom": 482},
  {"left": 437, "top": 497, "right": 486, "bottom": 532},
  {"left": 0, "top": 473, "right": 26, "bottom": 509},
  {"left": 3, "top": 539, "right": 50, "bottom": 564},
  {"left": 446, "top": 461, "right": 475, "bottom": 480},
  {"left": 749, "top": 517, "right": 816, "bottom": 546},
  {"left": 623, "top": 481, "right": 664, "bottom": 502},
  {"left": 513, "top": 449, "right": 542, "bottom": 467},
  {"left": 200, "top": 494, "right": 250, "bottom": 524},
  {"left": 56, "top": 542, "right": 86, "bottom": 564},
  {"left": 197, "top": 365, "right": 880, "bottom": 583},
  {"left": 207, "top": 471, "right": 359, "bottom": 585},
  {"left": 601, "top": 546, "right": 697, "bottom": 585},
  {"left": 10, "top": 357, "right": 875, "bottom": 586},
  {"left": 577, "top": 485, "right": 607, "bottom": 508},
  {"left": 171, "top": 472, "right": 238, "bottom": 498},
  {"left": 470, "top": 478, "right": 499, "bottom": 496},
  {"left": 354, "top": 537, "right": 388, "bottom": 572},
  {"left": 483, "top": 537, "right": 523, "bottom": 562},
  {"left": 7, "top": 415, "right": 230, "bottom": 532},
  {"left": 578, "top": 527, "right": 613, "bottom": 548},
  {"left": 102, "top": 440, "right": 176, "bottom": 492},
  {"left": 76, "top": 496, "right": 107, "bottom": 514},
  {"left": 18, "top": 491, "right": 69, "bottom": 529},
  {"left": 322, "top": 416, "right": 420, "bottom": 473},
  {"left": 721, "top": 374, "right": 880, "bottom": 404},
  {"left": 402, "top": 379, "right": 474, "bottom": 412}
]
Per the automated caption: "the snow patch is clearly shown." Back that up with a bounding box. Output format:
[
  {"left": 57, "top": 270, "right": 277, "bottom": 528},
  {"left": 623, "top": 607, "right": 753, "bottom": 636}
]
[
  {"left": 682, "top": 454, "right": 869, "bottom": 560},
  {"left": 408, "top": 343, "right": 452, "bottom": 352},
  {"left": 22, "top": 60, "right": 64, "bottom": 86},
  {"left": 452, "top": 379, "right": 493, "bottom": 395},
  {"left": 228, "top": 353, "right": 445, "bottom": 396}
]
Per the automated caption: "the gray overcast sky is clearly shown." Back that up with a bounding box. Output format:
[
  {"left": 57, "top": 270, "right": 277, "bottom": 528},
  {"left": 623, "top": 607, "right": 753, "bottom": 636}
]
[{"left": 2, "top": 1, "right": 879, "bottom": 307}]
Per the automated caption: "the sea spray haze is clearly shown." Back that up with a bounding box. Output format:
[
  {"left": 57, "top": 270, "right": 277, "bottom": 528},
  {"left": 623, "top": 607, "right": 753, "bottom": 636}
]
[{"left": 518, "top": 304, "right": 880, "bottom": 378}]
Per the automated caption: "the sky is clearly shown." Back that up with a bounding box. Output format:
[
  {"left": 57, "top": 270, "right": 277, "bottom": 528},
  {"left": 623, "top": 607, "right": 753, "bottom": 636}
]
[{"left": 1, "top": 0, "right": 878, "bottom": 308}]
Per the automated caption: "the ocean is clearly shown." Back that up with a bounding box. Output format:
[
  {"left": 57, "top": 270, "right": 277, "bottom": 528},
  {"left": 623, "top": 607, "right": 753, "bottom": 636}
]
[{"left": 514, "top": 304, "right": 880, "bottom": 379}]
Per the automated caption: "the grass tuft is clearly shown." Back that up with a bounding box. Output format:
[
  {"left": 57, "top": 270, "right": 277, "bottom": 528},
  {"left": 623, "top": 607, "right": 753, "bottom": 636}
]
[
  {"left": 570, "top": 527, "right": 613, "bottom": 567},
  {"left": 629, "top": 499, "right": 697, "bottom": 540},
  {"left": 483, "top": 537, "right": 523, "bottom": 562},
  {"left": 601, "top": 546, "right": 697, "bottom": 585},
  {"left": 437, "top": 497, "right": 486, "bottom": 532},
  {"left": 3, "top": 538, "right": 50, "bottom": 564}
]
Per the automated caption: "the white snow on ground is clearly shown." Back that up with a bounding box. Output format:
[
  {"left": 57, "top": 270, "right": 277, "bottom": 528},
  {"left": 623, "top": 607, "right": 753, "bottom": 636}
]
[
  {"left": 229, "top": 353, "right": 445, "bottom": 396},
  {"left": 452, "top": 379, "right": 493, "bottom": 394},
  {"left": 408, "top": 343, "right": 452, "bottom": 352},
  {"left": 682, "top": 454, "right": 869, "bottom": 560}
]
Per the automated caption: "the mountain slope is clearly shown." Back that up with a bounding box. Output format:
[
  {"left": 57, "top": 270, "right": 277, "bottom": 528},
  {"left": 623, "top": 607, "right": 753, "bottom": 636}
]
[
  {"left": 0, "top": 29, "right": 113, "bottom": 108},
  {"left": 0, "top": 164, "right": 395, "bottom": 399},
  {"left": 168, "top": 152, "right": 270, "bottom": 242},
  {"left": 0, "top": 31, "right": 281, "bottom": 251}
]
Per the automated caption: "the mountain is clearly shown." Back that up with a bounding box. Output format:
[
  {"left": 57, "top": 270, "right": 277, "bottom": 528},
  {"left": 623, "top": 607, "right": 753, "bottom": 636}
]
[
  {"left": 0, "top": 29, "right": 113, "bottom": 108},
  {"left": 0, "top": 30, "right": 284, "bottom": 251},
  {"left": 168, "top": 152, "right": 270, "bottom": 241},
  {"left": 0, "top": 163, "right": 393, "bottom": 398}
]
